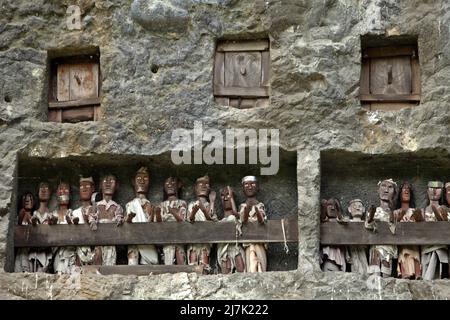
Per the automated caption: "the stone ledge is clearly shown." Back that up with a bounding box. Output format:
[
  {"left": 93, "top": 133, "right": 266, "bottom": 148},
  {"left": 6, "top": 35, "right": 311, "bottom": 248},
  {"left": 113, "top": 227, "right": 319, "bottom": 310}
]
[{"left": 1, "top": 270, "right": 450, "bottom": 300}]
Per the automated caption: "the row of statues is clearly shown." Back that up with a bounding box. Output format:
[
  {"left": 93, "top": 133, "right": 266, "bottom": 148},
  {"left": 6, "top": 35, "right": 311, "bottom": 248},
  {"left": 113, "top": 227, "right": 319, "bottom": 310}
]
[
  {"left": 321, "top": 179, "right": 450, "bottom": 280},
  {"left": 15, "top": 167, "right": 268, "bottom": 275}
]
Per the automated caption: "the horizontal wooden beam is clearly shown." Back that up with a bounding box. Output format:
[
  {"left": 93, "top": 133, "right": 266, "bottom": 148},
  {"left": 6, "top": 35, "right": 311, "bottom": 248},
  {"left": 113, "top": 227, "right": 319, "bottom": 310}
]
[
  {"left": 321, "top": 221, "right": 450, "bottom": 245},
  {"left": 217, "top": 40, "right": 269, "bottom": 52},
  {"left": 214, "top": 85, "right": 269, "bottom": 98},
  {"left": 48, "top": 97, "right": 101, "bottom": 109},
  {"left": 82, "top": 265, "right": 203, "bottom": 276},
  {"left": 360, "top": 94, "right": 420, "bottom": 102},
  {"left": 14, "top": 218, "right": 298, "bottom": 247},
  {"left": 363, "top": 46, "right": 415, "bottom": 58}
]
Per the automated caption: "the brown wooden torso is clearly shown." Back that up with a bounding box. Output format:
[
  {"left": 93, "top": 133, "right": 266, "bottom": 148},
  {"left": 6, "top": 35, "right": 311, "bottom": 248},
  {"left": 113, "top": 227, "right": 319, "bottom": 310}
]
[{"left": 97, "top": 204, "right": 118, "bottom": 222}]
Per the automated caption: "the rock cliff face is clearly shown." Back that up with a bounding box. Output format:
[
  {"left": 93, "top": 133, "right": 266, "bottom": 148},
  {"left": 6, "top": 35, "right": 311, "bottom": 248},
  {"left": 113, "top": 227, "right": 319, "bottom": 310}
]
[{"left": 0, "top": 0, "right": 449, "bottom": 299}]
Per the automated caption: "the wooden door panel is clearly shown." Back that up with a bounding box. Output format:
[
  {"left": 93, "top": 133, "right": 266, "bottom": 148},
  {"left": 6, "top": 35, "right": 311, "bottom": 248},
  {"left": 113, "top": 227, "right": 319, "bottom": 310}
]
[
  {"left": 224, "top": 52, "right": 261, "bottom": 88},
  {"left": 56, "top": 64, "right": 70, "bottom": 101},
  {"left": 69, "top": 63, "right": 99, "bottom": 100},
  {"left": 370, "top": 56, "right": 411, "bottom": 95}
]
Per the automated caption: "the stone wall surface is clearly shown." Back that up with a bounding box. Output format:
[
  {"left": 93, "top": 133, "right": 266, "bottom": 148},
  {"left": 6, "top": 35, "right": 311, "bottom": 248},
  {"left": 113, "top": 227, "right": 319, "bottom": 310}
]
[{"left": 0, "top": 0, "right": 449, "bottom": 299}]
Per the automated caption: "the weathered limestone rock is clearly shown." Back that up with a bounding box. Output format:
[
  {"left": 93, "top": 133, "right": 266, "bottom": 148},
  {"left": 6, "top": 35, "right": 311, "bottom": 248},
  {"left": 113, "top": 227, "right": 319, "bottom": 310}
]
[
  {"left": 131, "top": 0, "right": 189, "bottom": 33},
  {"left": 2, "top": 270, "right": 450, "bottom": 300}
]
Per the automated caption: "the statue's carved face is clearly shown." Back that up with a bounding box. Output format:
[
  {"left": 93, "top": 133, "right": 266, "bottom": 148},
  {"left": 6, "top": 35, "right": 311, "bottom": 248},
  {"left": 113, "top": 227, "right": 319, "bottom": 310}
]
[
  {"left": 23, "top": 194, "right": 34, "bottom": 210},
  {"left": 243, "top": 181, "right": 257, "bottom": 197},
  {"left": 38, "top": 183, "right": 51, "bottom": 201},
  {"left": 400, "top": 184, "right": 411, "bottom": 203},
  {"left": 195, "top": 179, "right": 210, "bottom": 197},
  {"left": 427, "top": 186, "right": 442, "bottom": 202},
  {"left": 378, "top": 181, "right": 396, "bottom": 202},
  {"left": 221, "top": 188, "right": 234, "bottom": 210},
  {"left": 164, "top": 177, "right": 178, "bottom": 197},
  {"left": 134, "top": 173, "right": 149, "bottom": 194},
  {"left": 102, "top": 175, "right": 117, "bottom": 196},
  {"left": 349, "top": 200, "right": 364, "bottom": 219},
  {"left": 80, "top": 181, "right": 94, "bottom": 201},
  {"left": 56, "top": 183, "right": 70, "bottom": 205},
  {"left": 326, "top": 200, "right": 338, "bottom": 218}
]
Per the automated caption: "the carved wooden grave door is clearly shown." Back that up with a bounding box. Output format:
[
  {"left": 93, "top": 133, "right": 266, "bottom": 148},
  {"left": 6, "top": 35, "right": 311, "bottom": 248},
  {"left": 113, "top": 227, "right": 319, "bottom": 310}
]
[
  {"left": 49, "top": 55, "right": 101, "bottom": 122},
  {"left": 360, "top": 46, "right": 420, "bottom": 111},
  {"left": 214, "top": 40, "right": 270, "bottom": 108}
]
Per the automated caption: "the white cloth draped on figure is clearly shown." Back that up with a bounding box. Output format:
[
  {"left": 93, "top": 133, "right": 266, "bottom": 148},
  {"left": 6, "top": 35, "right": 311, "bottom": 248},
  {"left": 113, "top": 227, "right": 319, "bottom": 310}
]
[{"left": 126, "top": 198, "right": 159, "bottom": 265}]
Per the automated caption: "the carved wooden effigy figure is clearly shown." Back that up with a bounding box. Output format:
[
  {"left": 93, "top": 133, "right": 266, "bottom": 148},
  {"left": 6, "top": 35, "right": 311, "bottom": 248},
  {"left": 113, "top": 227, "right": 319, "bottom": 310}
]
[
  {"left": 365, "top": 179, "right": 398, "bottom": 277},
  {"left": 159, "top": 176, "right": 187, "bottom": 265},
  {"left": 393, "top": 182, "right": 422, "bottom": 279},
  {"left": 28, "top": 182, "right": 53, "bottom": 272},
  {"left": 72, "top": 177, "right": 102, "bottom": 267},
  {"left": 187, "top": 175, "right": 218, "bottom": 274},
  {"left": 239, "top": 176, "right": 267, "bottom": 273},
  {"left": 320, "top": 198, "right": 349, "bottom": 272},
  {"left": 347, "top": 199, "right": 368, "bottom": 275},
  {"left": 421, "top": 181, "right": 449, "bottom": 280},
  {"left": 216, "top": 186, "right": 245, "bottom": 274},
  {"left": 125, "top": 167, "right": 159, "bottom": 265},
  {"left": 95, "top": 174, "right": 124, "bottom": 266},
  {"left": 14, "top": 192, "right": 35, "bottom": 272},
  {"left": 51, "top": 182, "right": 78, "bottom": 274}
]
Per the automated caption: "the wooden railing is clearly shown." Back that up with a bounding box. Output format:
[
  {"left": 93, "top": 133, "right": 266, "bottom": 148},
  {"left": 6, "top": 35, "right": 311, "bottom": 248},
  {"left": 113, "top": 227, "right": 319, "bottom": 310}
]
[
  {"left": 14, "top": 218, "right": 298, "bottom": 247},
  {"left": 321, "top": 221, "right": 450, "bottom": 245},
  {"left": 13, "top": 218, "right": 298, "bottom": 275}
]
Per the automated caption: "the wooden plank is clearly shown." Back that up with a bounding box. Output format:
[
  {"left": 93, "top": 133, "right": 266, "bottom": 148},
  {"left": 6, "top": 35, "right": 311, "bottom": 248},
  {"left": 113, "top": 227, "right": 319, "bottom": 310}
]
[
  {"left": 48, "top": 97, "right": 101, "bottom": 109},
  {"left": 224, "top": 52, "right": 261, "bottom": 88},
  {"left": 215, "top": 97, "right": 229, "bottom": 106},
  {"left": 14, "top": 218, "right": 298, "bottom": 247},
  {"left": 47, "top": 109, "right": 61, "bottom": 122},
  {"left": 229, "top": 98, "right": 257, "bottom": 109},
  {"left": 82, "top": 265, "right": 203, "bottom": 276},
  {"left": 360, "top": 94, "right": 420, "bottom": 102},
  {"left": 214, "top": 52, "right": 225, "bottom": 87},
  {"left": 369, "top": 56, "right": 411, "bottom": 95},
  {"left": 217, "top": 40, "right": 269, "bottom": 52},
  {"left": 62, "top": 106, "right": 95, "bottom": 123},
  {"left": 360, "top": 59, "right": 370, "bottom": 95},
  {"left": 261, "top": 51, "right": 270, "bottom": 86},
  {"left": 93, "top": 105, "right": 101, "bottom": 121},
  {"left": 364, "top": 46, "right": 415, "bottom": 58},
  {"left": 69, "top": 63, "right": 99, "bottom": 100},
  {"left": 229, "top": 98, "right": 269, "bottom": 109},
  {"left": 321, "top": 221, "right": 450, "bottom": 245},
  {"left": 56, "top": 64, "right": 70, "bottom": 101},
  {"left": 411, "top": 57, "right": 421, "bottom": 95},
  {"left": 214, "top": 85, "right": 269, "bottom": 98}
]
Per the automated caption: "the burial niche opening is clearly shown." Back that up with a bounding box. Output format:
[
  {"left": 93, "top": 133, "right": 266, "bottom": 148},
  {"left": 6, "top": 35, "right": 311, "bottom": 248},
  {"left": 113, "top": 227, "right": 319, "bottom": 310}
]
[
  {"left": 9, "top": 152, "right": 298, "bottom": 275},
  {"left": 360, "top": 35, "right": 420, "bottom": 111},
  {"left": 47, "top": 47, "right": 101, "bottom": 123},
  {"left": 214, "top": 39, "right": 270, "bottom": 109},
  {"left": 319, "top": 149, "right": 450, "bottom": 279}
]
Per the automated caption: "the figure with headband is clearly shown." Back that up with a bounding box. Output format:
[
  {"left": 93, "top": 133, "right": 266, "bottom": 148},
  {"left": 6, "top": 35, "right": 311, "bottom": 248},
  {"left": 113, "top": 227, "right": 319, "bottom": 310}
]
[
  {"left": 346, "top": 199, "right": 369, "bottom": 274},
  {"left": 365, "top": 179, "right": 398, "bottom": 277}
]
